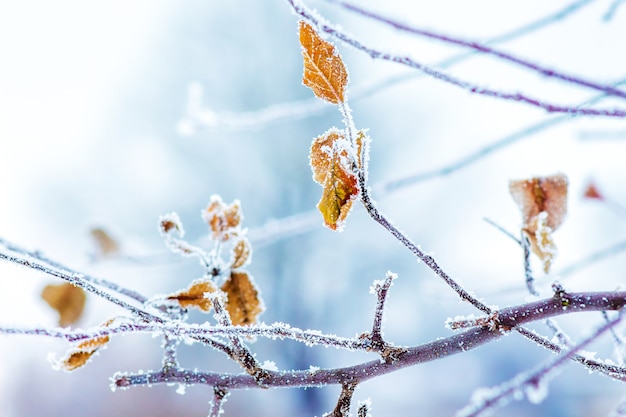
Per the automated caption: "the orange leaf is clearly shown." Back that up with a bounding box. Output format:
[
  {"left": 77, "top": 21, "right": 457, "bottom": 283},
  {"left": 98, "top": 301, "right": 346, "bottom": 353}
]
[
  {"left": 167, "top": 279, "right": 218, "bottom": 312},
  {"left": 583, "top": 181, "right": 604, "bottom": 200},
  {"left": 58, "top": 319, "right": 113, "bottom": 371},
  {"left": 221, "top": 271, "right": 264, "bottom": 326},
  {"left": 41, "top": 283, "right": 86, "bottom": 327},
  {"left": 230, "top": 238, "right": 251, "bottom": 270},
  {"left": 510, "top": 174, "right": 568, "bottom": 272},
  {"left": 90, "top": 227, "right": 119, "bottom": 257},
  {"left": 61, "top": 335, "right": 109, "bottom": 371},
  {"left": 299, "top": 20, "right": 348, "bottom": 104},
  {"left": 310, "top": 129, "right": 360, "bottom": 230},
  {"left": 202, "top": 195, "right": 242, "bottom": 242}
]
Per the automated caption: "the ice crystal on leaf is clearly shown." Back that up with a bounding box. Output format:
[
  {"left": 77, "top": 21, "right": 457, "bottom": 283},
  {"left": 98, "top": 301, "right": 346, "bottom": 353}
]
[
  {"left": 299, "top": 20, "right": 348, "bottom": 104},
  {"left": 202, "top": 195, "right": 243, "bottom": 242},
  {"left": 167, "top": 279, "right": 218, "bottom": 312},
  {"left": 310, "top": 128, "right": 360, "bottom": 230},
  {"left": 52, "top": 319, "right": 115, "bottom": 371},
  {"left": 230, "top": 238, "right": 251, "bottom": 269}
]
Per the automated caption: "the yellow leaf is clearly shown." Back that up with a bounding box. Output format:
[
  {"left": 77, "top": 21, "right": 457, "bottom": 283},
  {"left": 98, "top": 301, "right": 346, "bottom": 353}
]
[
  {"left": 41, "top": 283, "right": 86, "bottom": 327},
  {"left": 299, "top": 20, "right": 348, "bottom": 104},
  {"left": 221, "top": 271, "right": 264, "bottom": 326},
  {"left": 202, "top": 195, "right": 242, "bottom": 242},
  {"left": 90, "top": 227, "right": 119, "bottom": 257},
  {"left": 230, "top": 238, "right": 251, "bottom": 270},
  {"left": 167, "top": 279, "right": 218, "bottom": 312},
  {"left": 310, "top": 129, "right": 360, "bottom": 230},
  {"left": 510, "top": 174, "right": 568, "bottom": 272}
]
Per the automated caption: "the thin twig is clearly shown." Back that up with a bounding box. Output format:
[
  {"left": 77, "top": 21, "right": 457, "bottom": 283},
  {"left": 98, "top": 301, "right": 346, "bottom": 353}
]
[
  {"left": 208, "top": 386, "right": 229, "bottom": 417},
  {"left": 327, "top": 382, "right": 358, "bottom": 417},
  {"left": 0, "top": 236, "right": 148, "bottom": 304},
  {"left": 460, "top": 310, "right": 625, "bottom": 416},
  {"left": 0, "top": 250, "right": 164, "bottom": 323},
  {"left": 328, "top": 0, "right": 626, "bottom": 102},
  {"left": 521, "top": 234, "right": 539, "bottom": 297},
  {"left": 210, "top": 294, "right": 268, "bottom": 383},
  {"left": 288, "top": 0, "right": 626, "bottom": 118}
]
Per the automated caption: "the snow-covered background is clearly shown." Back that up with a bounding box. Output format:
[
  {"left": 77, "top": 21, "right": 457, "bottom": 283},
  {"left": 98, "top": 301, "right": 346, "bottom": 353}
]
[{"left": 1, "top": 1, "right": 626, "bottom": 416}]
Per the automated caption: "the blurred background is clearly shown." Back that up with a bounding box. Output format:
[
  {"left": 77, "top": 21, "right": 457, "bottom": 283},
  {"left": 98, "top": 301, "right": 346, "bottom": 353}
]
[{"left": 1, "top": 0, "right": 626, "bottom": 416}]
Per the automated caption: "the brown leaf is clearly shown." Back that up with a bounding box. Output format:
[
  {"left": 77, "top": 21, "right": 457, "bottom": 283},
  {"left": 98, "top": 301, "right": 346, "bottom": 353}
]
[
  {"left": 90, "top": 227, "right": 119, "bottom": 257},
  {"left": 202, "top": 195, "right": 242, "bottom": 242},
  {"left": 167, "top": 279, "right": 218, "bottom": 312},
  {"left": 58, "top": 319, "right": 114, "bottom": 371},
  {"left": 62, "top": 335, "right": 110, "bottom": 371},
  {"left": 310, "top": 129, "right": 359, "bottom": 230},
  {"left": 299, "top": 20, "right": 348, "bottom": 104},
  {"left": 509, "top": 174, "right": 568, "bottom": 231},
  {"left": 230, "top": 238, "right": 251, "bottom": 270},
  {"left": 510, "top": 174, "right": 568, "bottom": 272},
  {"left": 41, "top": 283, "right": 86, "bottom": 327},
  {"left": 221, "top": 271, "right": 264, "bottom": 326}
]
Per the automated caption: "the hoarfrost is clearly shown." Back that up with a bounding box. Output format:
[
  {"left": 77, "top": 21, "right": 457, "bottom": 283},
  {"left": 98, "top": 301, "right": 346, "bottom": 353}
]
[{"left": 261, "top": 360, "right": 279, "bottom": 372}]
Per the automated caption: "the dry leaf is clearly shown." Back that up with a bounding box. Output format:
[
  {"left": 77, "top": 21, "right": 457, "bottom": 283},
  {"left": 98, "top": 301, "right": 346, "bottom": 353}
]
[
  {"left": 299, "top": 20, "right": 348, "bottom": 104},
  {"left": 167, "top": 279, "right": 218, "bottom": 312},
  {"left": 90, "top": 227, "right": 119, "bottom": 257},
  {"left": 584, "top": 181, "right": 604, "bottom": 200},
  {"left": 310, "top": 129, "right": 360, "bottom": 230},
  {"left": 159, "top": 213, "right": 184, "bottom": 236},
  {"left": 221, "top": 271, "right": 264, "bottom": 326},
  {"left": 58, "top": 319, "right": 114, "bottom": 371},
  {"left": 510, "top": 174, "right": 568, "bottom": 272},
  {"left": 61, "top": 335, "right": 109, "bottom": 371},
  {"left": 41, "top": 283, "right": 86, "bottom": 327},
  {"left": 202, "top": 195, "right": 242, "bottom": 242},
  {"left": 230, "top": 238, "right": 251, "bottom": 270}
]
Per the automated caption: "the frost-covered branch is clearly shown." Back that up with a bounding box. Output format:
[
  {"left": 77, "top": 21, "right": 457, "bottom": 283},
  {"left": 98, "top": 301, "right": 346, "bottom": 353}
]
[
  {"left": 288, "top": 0, "right": 626, "bottom": 118},
  {"left": 208, "top": 387, "right": 229, "bottom": 417},
  {"left": 7, "top": 291, "right": 624, "bottom": 393},
  {"left": 327, "top": 0, "right": 626, "bottom": 102},
  {"left": 459, "top": 309, "right": 625, "bottom": 416},
  {"left": 326, "top": 382, "right": 357, "bottom": 417},
  {"left": 210, "top": 294, "right": 267, "bottom": 382},
  {"left": 0, "top": 249, "right": 163, "bottom": 324},
  {"left": 0, "top": 236, "right": 148, "bottom": 304},
  {"left": 181, "top": 0, "right": 593, "bottom": 134}
]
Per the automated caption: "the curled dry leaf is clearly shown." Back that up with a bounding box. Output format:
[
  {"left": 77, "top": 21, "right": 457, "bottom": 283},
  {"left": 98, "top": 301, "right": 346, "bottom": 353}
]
[
  {"left": 90, "top": 227, "right": 119, "bottom": 257},
  {"left": 159, "top": 212, "right": 184, "bottom": 237},
  {"left": 167, "top": 279, "right": 218, "bottom": 312},
  {"left": 221, "top": 271, "right": 264, "bottom": 326},
  {"left": 230, "top": 238, "right": 251, "bottom": 270},
  {"left": 299, "top": 20, "right": 348, "bottom": 104},
  {"left": 310, "top": 128, "right": 360, "bottom": 230},
  {"left": 202, "top": 195, "right": 242, "bottom": 242},
  {"left": 58, "top": 319, "right": 114, "bottom": 371},
  {"left": 41, "top": 283, "right": 86, "bottom": 327},
  {"left": 61, "top": 335, "right": 110, "bottom": 371},
  {"left": 509, "top": 174, "right": 568, "bottom": 272}
]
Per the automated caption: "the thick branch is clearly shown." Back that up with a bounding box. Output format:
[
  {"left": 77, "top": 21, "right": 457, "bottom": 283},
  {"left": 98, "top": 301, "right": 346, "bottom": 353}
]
[{"left": 106, "top": 291, "right": 626, "bottom": 391}]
